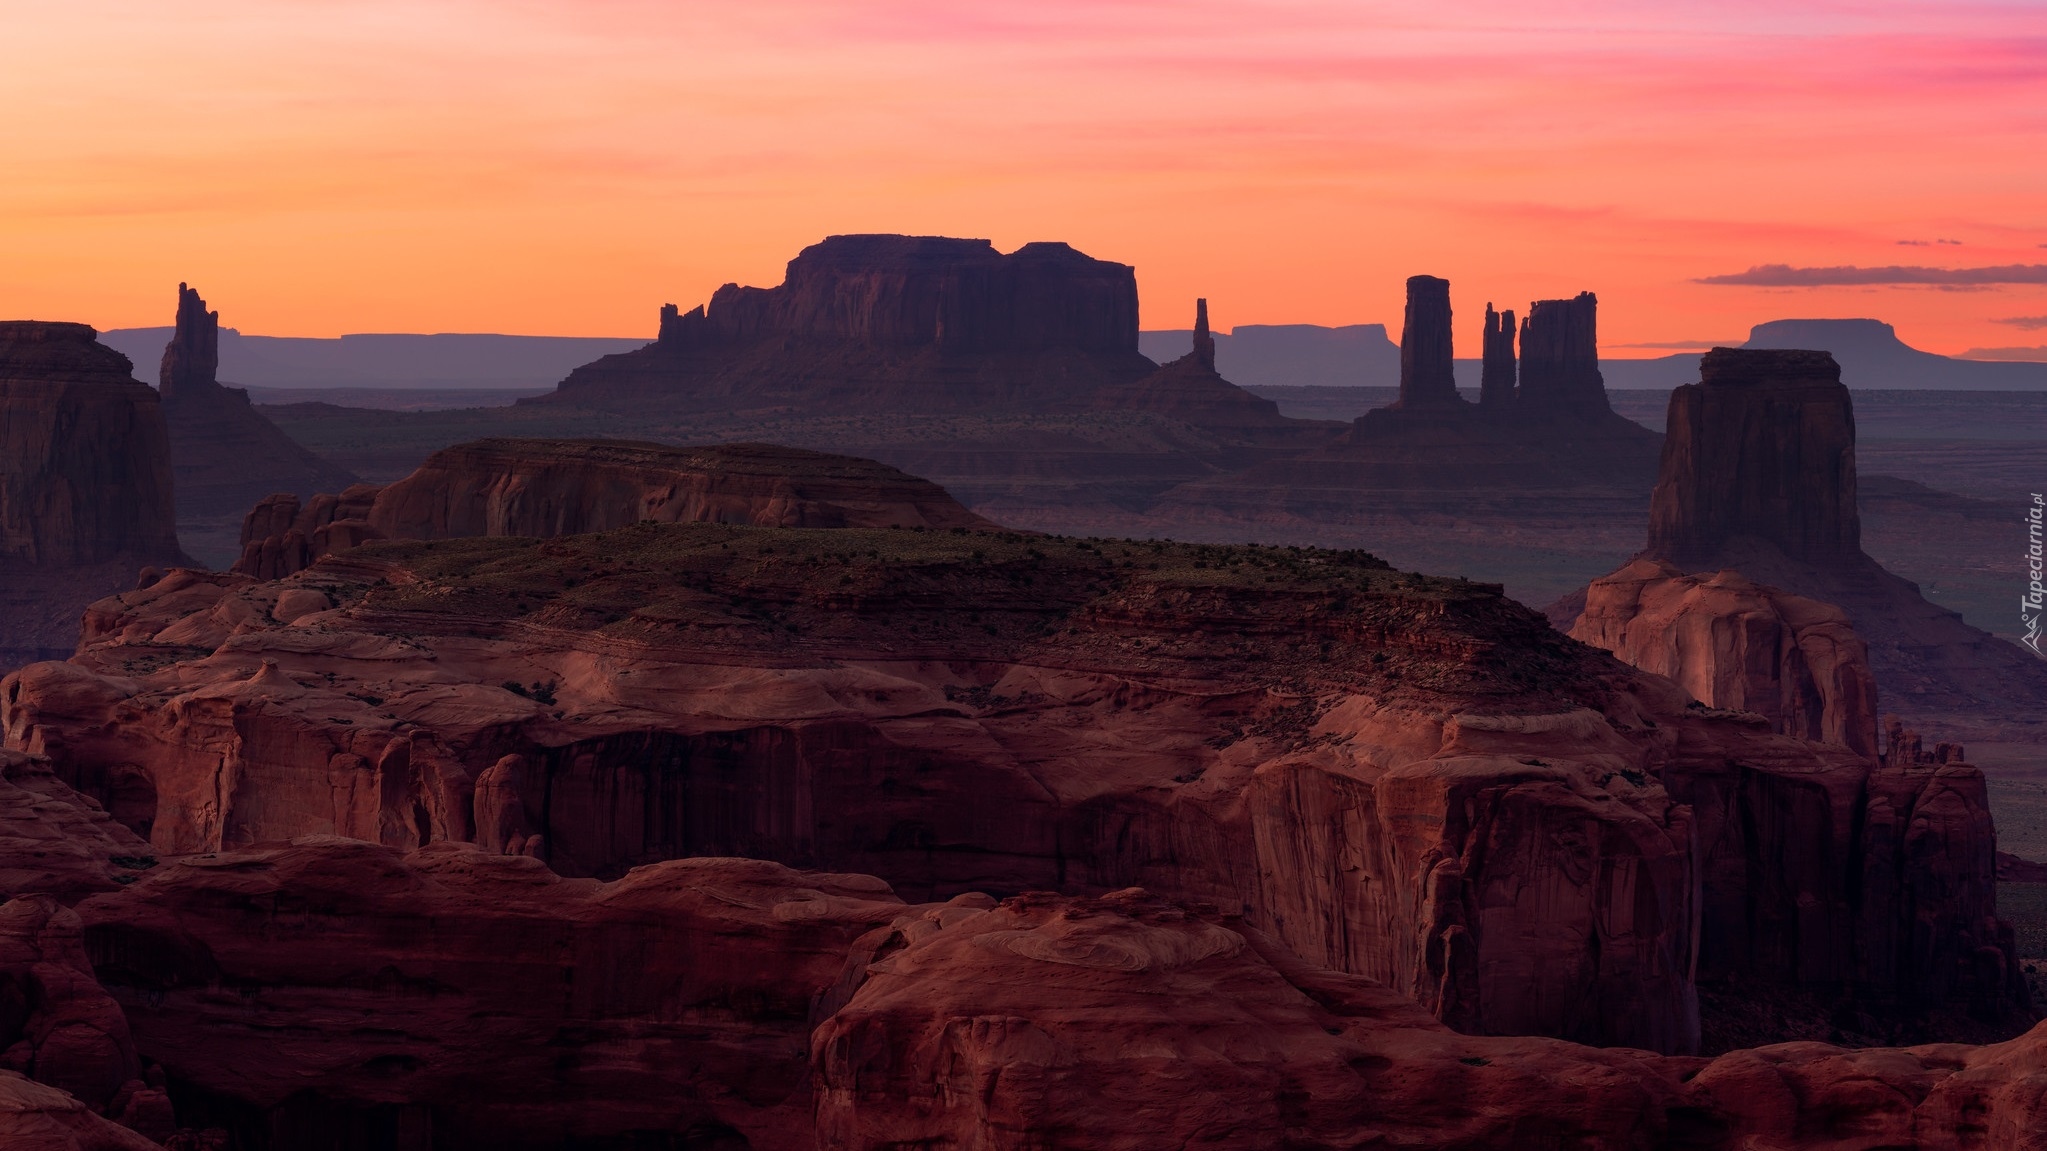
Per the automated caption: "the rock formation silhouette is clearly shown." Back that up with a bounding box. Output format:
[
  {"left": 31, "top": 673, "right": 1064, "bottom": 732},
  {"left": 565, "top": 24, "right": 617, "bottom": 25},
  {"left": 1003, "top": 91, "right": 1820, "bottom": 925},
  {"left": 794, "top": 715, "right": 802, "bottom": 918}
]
[
  {"left": 1395, "top": 275, "right": 1460, "bottom": 408},
  {"left": 1518, "top": 291, "right": 1608, "bottom": 412},
  {"left": 1480, "top": 302, "right": 1516, "bottom": 406},
  {"left": 154, "top": 284, "right": 358, "bottom": 522}
]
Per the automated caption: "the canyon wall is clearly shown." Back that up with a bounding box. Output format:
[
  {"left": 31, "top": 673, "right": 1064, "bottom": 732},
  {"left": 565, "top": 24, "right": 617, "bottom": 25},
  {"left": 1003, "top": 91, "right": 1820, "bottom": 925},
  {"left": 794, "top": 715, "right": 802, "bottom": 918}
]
[{"left": 6, "top": 525, "right": 2025, "bottom": 1055}]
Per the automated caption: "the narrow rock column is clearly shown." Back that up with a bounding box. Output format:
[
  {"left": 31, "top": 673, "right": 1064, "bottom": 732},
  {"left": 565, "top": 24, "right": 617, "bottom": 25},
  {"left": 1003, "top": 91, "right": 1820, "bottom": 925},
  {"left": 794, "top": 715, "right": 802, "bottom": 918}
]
[
  {"left": 158, "top": 283, "right": 219, "bottom": 402},
  {"left": 1480, "top": 303, "right": 1516, "bottom": 406},
  {"left": 1397, "top": 275, "right": 1459, "bottom": 407},
  {"left": 1192, "top": 298, "right": 1216, "bottom": 371}
]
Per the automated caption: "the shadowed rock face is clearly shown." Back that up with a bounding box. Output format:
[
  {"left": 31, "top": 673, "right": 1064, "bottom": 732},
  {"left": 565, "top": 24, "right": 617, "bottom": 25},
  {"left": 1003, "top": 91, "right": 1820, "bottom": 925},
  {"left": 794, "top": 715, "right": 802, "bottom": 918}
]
[
  {"left": 0, "top": 322, "right": 187, "bottom": 667},
  {"left": 152, "top": 285, "right": 358, "bottom": 520},
  {"left": 547, "top": 235, "right": 1158, "bottom": 414},
  {"left": 1396, "top": 275, "right": 1459, "bottom": 408},
  {"left": 5, "top": 524, "right": 2026, "bottom": 1054},
  {"left": 1572, "top": 558, "right": 1881, "bottom": 757},
  {"left": 1609, "top": 346, "right": 2047, "bottom": 739},
  {"left": 1519, "top": 292, "right": 1609, "bottom": 412},
  {"left": 1481, "top": 302, "right": 1516, "bottom": 406},
  {"left": 1649, "top": 348, "right": 1861, "bottom": 567},
  {"left": 231, "top": 438, "right": 1001, "bottom": 579}
]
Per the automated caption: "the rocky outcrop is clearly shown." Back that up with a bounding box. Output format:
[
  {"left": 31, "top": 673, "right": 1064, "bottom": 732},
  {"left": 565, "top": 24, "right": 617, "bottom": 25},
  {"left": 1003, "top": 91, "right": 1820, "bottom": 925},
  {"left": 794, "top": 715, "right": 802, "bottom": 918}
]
[
  {"left": 0, "top": 750, "right": 154, "bottom": 906},
  {"left": 1089, "top": 305, "right": 1304, "bottom": 443},
  {"left": 1614, "top": 346, "right": 2047, "bottom": 740},
  {"left": 1649, "top": 348, "right": 1860, "bottom": 567},
  {"left": 0, "top": 323, "right": 187, "bottom": 667},
  {"left": 74, "top": 840, "right": 903, "bottom": 1149},
  {"left": 1518, "top": 292, "right": 1609, "bottom": 412},
  {"left": 152, "top": 285, "right": 357, "bottom": 521},
  {"left": 543, "top": 235, "right": 1162, "bottom": 414},
  {"left": 1570, "top": 558, "right": 1880, "bottom": 756},
  {"left": 1395, "top": 275, "right": 1459, "bottom": 408},
  {"left": 1480, "top": 302, "right": 1516, "bottom": 406},
  {"left": 0, "top": 1071, "right": 163, "bottom": 1151},
  {"left": 231, "top": 439, "right": 999, "bottom": 579},
  {"left": 7, "top": 525, "right": 2025, "bottom": 1053}
]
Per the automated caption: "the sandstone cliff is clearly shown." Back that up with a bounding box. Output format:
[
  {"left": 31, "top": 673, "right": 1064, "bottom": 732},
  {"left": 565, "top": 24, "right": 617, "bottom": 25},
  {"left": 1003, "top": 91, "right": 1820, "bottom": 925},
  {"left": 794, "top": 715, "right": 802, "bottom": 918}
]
[
  {"left": 153, "top": 285, "right": 358, "bottom": 521},
  {"left": 232, "top": 438, "right": 1000, "bottom": 579},
  {"left": 0, "top": 323, "right": 187, "bottom": 667},
  {"left": 1571, "top": 558, "right": 1880, "bottom": 757},
  {"left": 1621, "top": 347, "right": 2047, "bottom": 740},
  {"left": 6, "top": 524, "right": 2024, "bottom": 1054}
]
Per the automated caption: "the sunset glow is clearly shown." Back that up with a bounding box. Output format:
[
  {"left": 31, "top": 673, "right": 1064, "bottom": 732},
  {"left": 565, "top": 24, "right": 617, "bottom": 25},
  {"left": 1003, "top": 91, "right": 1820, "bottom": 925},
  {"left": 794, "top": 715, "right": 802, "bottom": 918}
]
[{"left": 4, "top": 0, "right": 2045, "bottom": 354}]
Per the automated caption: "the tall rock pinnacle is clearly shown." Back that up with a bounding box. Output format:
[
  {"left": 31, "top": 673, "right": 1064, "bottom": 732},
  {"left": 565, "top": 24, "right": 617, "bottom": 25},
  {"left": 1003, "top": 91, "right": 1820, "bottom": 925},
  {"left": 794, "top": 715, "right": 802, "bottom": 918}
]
[
  {"left": 1397, "top": 275, "right": 1458, "bottom": 407},
  {"left": 1480, "top": 303, "right": 1516, "bottom": 406},
  {"left": 1192, "top": 298, "right": 1216, "bottom": 371},
  {"left": 159, "top": 282, "right": 219, "bottom": 403},
  {"left": 1518, "top": 292, "right": 1608, "bottom": 412},
  {"left": 1647, "top": 347, "right": 1861, "bottom": 566}
]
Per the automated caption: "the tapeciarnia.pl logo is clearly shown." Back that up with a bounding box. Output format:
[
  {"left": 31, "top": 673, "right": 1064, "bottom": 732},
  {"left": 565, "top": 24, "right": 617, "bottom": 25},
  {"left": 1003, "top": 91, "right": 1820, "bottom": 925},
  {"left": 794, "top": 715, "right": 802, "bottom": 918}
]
[{"left": 2027, "top": 493, "right": 2045, "bottom": 657}]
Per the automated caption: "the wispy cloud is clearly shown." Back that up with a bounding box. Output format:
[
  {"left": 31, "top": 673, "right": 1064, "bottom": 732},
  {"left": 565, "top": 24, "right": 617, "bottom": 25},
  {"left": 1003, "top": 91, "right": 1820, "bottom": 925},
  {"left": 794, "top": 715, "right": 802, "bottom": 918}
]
[
  {"left": 1609, "top": 339, "right": 1736, "bottom": 349},
  {"left": 1897, "top": 238, "right": 1963, "bottom": 246},
  {"left": 1698, "top": 263, "right": 2047, "bottom": 286},
  {"left": 1995, "top": 315, "right": 2047, "bottom": 330}
]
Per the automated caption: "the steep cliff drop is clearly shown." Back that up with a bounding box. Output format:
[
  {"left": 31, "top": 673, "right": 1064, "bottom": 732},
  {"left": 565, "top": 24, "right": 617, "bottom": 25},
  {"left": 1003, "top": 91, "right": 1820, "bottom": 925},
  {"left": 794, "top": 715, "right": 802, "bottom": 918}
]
[
  {"left": 1583, "top": 347, "right": 2047, "bottom": 742},
  {"left": 231, "top": 437, "right": 1001, "bottom": 579},
  {"left": 0, "top": 323, "right": 189, "bottom": 668},
  {"left": 5, "top": 519, "right": 2027, "bottom": 1058},
  {"left": 155, "top": 285, "right": 358, "bottom": 559}
]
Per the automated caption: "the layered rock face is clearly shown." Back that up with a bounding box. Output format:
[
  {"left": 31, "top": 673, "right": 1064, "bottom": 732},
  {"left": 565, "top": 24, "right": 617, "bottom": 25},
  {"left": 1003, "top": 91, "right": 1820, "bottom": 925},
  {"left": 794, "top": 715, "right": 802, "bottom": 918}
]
[
  {"left": 1518, "top": 292, "right": 1609, "bottom": 412},
  {"left": 1395, "top": 275, "right": 1459, "bottom": 408},
  {"left": 1649, "top": 348, "right": 1861, "bottom": 567},
  {"left": 1571, "top": 558, "right": 1880, "bottom": 757},
  {"left": 1617, "top": 347, "right": 2047, "bottom": 738},
  {"left": 0, "top": 323, "right": 187, "bottom": 667},
  {"left": 153, "top": 285, "right": 358, "bottom": 521},
  {"left": 5, "top": 524, "right": 2025, "bottom": 1054},
  {"left": 72, "top": 841, "right": 903, "bottom": 1150},
  {"left": 232, "top": 438, "right": 1000, "bottom": 579},
  {"left": 543, "top": 235, "right": 1162, "bottom": 414},
  {"left": 1480, "top": 302, "right": 1516, "bottom": 405}
]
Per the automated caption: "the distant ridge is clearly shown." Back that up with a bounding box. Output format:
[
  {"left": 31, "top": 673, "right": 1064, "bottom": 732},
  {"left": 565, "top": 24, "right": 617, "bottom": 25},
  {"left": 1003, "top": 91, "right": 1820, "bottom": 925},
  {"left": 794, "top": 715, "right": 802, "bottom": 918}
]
[
  {"left": 1139, "top": 323, "right": 1398, "bottom": 388},
  {"left": 96, "top": 328, "right": 646, "bottom": 390}
]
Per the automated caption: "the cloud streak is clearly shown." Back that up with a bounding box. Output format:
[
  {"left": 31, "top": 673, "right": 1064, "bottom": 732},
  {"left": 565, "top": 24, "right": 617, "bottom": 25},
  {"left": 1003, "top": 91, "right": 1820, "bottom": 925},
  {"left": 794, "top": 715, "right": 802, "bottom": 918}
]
[
  {"left": 1698, "top": 264, "right": 2047, "bottom": 286},
  {"left": 1996, "top": 316, "right": 2047, "bottom": 330}
]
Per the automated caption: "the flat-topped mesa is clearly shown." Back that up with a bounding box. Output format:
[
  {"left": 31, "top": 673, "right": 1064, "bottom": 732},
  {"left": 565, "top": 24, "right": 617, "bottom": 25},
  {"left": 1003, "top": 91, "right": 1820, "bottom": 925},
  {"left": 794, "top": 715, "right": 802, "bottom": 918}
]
[
  {"left": 1480, "top": 303, "right": 1517, "bottom": 406},
  {"left": 658, "top": 234, "right": 1139, "bottom": 355},
  {"left": 1192, "top": 297, "right": 1216, "bottom": 371},
  {"left": 232, "top": 438, "right": 1000, "bottom": 578},
  {"left": 1395, "top": 275, "right": 1460, "bottom": 408},
  {"left": 1518, "top": 292, "right": 1610, "bottom": 413},
  {"left": 1648, "top": 347, "right": 1860, "bottom": 568},
  {"left": 157, "top": 282, "right": 218, "bottom": 403}
]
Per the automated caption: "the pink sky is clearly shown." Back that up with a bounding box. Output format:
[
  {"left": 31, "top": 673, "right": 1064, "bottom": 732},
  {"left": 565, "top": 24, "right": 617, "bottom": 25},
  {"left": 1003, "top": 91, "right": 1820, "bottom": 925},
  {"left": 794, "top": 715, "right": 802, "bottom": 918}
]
[{"left": 3, "top": 0, "right": 2044, "bottom": 355}]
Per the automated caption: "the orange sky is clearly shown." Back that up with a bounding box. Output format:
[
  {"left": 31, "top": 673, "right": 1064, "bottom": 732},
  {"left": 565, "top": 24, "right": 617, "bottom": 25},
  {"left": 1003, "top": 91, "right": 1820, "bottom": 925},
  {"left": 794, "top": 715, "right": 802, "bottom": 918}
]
[{"left": 4, "top": 0, "right": 2045, "bottom": 355}]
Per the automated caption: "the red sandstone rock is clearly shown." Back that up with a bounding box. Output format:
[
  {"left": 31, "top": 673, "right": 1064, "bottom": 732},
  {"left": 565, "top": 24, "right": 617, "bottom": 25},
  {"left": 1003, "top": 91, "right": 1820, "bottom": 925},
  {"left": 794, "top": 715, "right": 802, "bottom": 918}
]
[
  {"left": 1571, "top": 557, "right": 1880, "bottom": 756},
  {"left": 0, "top": 323, "right": 186, "bottom": 666},
  {"left": 74, "top": 839, "right": 904, "bottom": 1148},
  {"left": 1650, "top": 348, "right": 1861, "bottom": 567},
  {"left": 0, "top": 1071, "right": 163, "bottom": 1151},
  {"left": 1618, "top": 345, "right": 2047, "bottom": 739},
  {"left": 231, "top": 439, "right": 999, "bottom": 579},
  {"left": 153, "top": 285, "right": 358, "bottom": 520},
  {"left": 6, "top": 525, "right": 2022, "bottom": 1052},
  {"left": 0, "top": 751, "right": 153, "bottom": 906}
]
